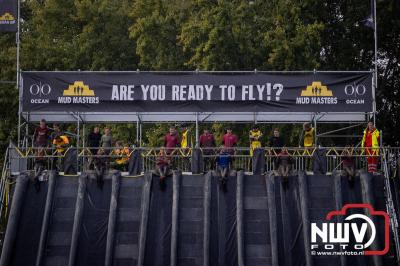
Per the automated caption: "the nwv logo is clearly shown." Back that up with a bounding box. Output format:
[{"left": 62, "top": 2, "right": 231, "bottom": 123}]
[{"left": 310, "top": 204, "right": 390, "bottom": 256}]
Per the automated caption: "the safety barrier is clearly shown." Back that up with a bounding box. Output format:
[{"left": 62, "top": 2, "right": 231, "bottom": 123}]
[{"left": 3, "top": 146, "right": 389, "bottom": 174}]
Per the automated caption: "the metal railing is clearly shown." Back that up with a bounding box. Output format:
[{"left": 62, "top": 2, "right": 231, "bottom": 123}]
[{"left": 3, "top": 146, "right": 387, "bottom": 174}]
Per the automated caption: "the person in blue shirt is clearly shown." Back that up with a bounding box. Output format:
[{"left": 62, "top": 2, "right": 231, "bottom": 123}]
[{"left": 216, "top": 148, "right": 232, "bottom": 188}]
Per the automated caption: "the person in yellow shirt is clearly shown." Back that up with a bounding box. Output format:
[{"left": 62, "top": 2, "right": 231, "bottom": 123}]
[
  {"left": 52, "top": 134, "right": 70, "bottom": 171},
  {"left": 303, "top": 122, "right": 315, "bottom": 147},
  {"left": 180, "top": 124, "right": 191, "bottom": 149},
  {"left": 52, "top": 135, "right": 69, "bottom": 154},
  {"left": 302, "top": 122, "right": 315, "bottom": 171},
  {"left": 249, "top": 125, "right": 263, "bottom": 156},
  {"left": 114, "top": 141, "right": 130, "bottom": 171},
  {"left": 361, "top": 121, "right": 380, "bottom": 173}
]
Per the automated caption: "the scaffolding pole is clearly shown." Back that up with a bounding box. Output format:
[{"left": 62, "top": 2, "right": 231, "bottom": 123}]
[{"left": 16, "top": 0, "right": 21, "bottom": 147}]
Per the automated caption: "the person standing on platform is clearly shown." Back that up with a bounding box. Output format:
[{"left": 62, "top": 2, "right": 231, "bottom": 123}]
[
  {"left": 50, "top": 123, "right": 63, "bottom": 140},
  {"left": 88, "top": 126, "right": 102, "bottom": 155},
  {"left": 33, "top": 119, "right": 50, "bottom": 148},
  {"left": 180, "top": 124, "right": 192, "bottom": 149},
  {"left": 100, "top": 127, "right": 113, "bottom": 154},
  {"left": 164, "top": 126, "right": 180, "bottom": 169},
  {"left": 361, "top": 121, "right": 380, "bottom": 173},
  {"left": 164, "top": 126, "right": 180, "bottom": 153},
  {"left": 268, "top": 128, "right": 284, "bottom": 153},
  {"left": 199, "top": 128, "right": 216, "bottom": 171},
  {"left": 249, "top": 124, "right": 263, "bottom": 156},
  {"left": 222, "top": 127, "right": 237, "bottom": 155},
  {"left": 302, "top": 122, "right": 315, "bottom": 171}
]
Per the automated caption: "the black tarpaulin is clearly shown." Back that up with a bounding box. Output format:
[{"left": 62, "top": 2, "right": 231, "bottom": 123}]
[
  {"left": 210, "top": 173, "right": 238, "bottom": 266},
  {"left": 313, "top": 148, "right": 327, "bottom": 175},
  {"left": 63, "top": 148, "right": 77, "bottom": 175},
  {"left": 10, "top": 179, "right": 48, "bottom": 266},
  {"left": 278, "top": 175, "right": 306, "bottom": 266},
  {"left": 144, "top": 174, "right": 173, "bottom": 266},
  {"left": 75, "top": 178, "right": 112, "bottom": 266},
  {"left": 191, "top": 148, "right": 203, "bottom": 174},
  {"left": 252, "top": 149, "right": 265, "bottom": 175},
  {"left": 128, "top": 149, "right": 142, "bottom": 175}
]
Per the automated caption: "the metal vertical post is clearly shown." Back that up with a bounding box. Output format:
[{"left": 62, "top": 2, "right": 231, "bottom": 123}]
[
  {"left": 195, "top": 112, "right": 199, "bottom": 148},
  {"left": 139, "top": 121, "right": 142, "bottom": 147},
  {"left": 373, "top": 0, "right": 378, "bottom": 125},
  {"left": 136, "top": 118, "right": 139, "bottom": 145},
  {"left": 77, "top": 113, "right": 80, "bottom": 172},
  {"left": 16, "top": 0, "right": 21, "bottom": 147},
  {"left": 313, "top": 114, "right": 317, "bottom": 146}
]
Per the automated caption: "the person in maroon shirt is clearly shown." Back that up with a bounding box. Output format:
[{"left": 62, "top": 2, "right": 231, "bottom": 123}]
[
  {"left": 199, "top": 128, "right": 216, "bottom": 171},
  {"left": 221, "top": 127, "right": 238, "bottom": 155},
  {"left": 33, "top": 119, "right": 50, "bottom": 147},
  {"left": 164, "top": 126, "right": 180, "bottom": 154}
]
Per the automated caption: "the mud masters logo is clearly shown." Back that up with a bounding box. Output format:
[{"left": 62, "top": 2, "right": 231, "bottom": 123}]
[
  {"left": 58, "top": 81, "right": 99, "bottom": 104},
  {"left": 296, "top": 81, "right": 338, "bottom": 105},
  {"left": 0, "top": 12, "right": 16, "bottom": 25}
]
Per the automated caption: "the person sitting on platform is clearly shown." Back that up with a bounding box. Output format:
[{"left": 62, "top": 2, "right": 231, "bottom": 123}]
[
  {"left": 222, "top": 127, "right": 237, "bottom": 155},
  {"left": 216, "top": 148, "right": 232, "bottom": 188},
  {"left": 249, "top": 124, "right": 263, "bottom": 157},
  {"left": 52, "top": 134, "right": 70, "bottom": 171},
  {"left": 114, "top": 141, "right": 130, "bottom": 172},
  {"left": 93, "top": 148, "right": 107, "bottom": 187},
  {"left": 274, "top": 147, "right": 293, "bottom": 185},
  {"left": 156, "top": 148, "right": 171, "bottom": 189},
  {"left": 199, "top": 128, "right": 216, "bottom": 171},
  {"left": 341, "top": 145, "right": 356, "bottom": 185}
]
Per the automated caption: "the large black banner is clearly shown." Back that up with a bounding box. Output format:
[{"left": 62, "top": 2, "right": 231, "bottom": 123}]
[
  {"left": 21, "top": 71, "right": 373, "bottom": 112},
  {"left": 0, "top": 0, "right": 17, "bottom": 32}
]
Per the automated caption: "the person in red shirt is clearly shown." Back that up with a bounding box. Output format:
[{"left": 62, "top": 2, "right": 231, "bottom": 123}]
[
  {"left": 199, "top": 128, "right": 216, "bottom": 171},
  {"left": 33, "top": 119, "right": 50, "bottom": 178},
  {"left": 221, "top": 127, "right": 238, "bottom": 155},
  {"left": 164, "top": 126, "right": 180, "bottom": 154},
  {"left": 33, "top": 119, "right": 50, "bottom": 147},
  {"left": 156, "top": 148, "right": 171, "bottom": 190}
]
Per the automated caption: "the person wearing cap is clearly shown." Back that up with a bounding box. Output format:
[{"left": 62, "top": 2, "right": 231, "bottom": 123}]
[
  {"left": 361, "top": 121, "right": 380, "bottom": 173},
  {"left": 249, "top": 124, "right": 263, "bottom": 156}
]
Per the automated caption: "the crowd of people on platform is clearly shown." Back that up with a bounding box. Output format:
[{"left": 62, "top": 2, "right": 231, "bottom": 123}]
[{"left": 32, "top": 119, "right": 381, "bottom": 187}]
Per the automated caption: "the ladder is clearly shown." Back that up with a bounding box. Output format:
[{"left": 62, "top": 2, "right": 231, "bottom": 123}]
[{"left": 382, "top": 148, "right": 400, "bottom": 263}]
